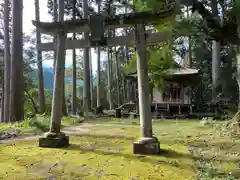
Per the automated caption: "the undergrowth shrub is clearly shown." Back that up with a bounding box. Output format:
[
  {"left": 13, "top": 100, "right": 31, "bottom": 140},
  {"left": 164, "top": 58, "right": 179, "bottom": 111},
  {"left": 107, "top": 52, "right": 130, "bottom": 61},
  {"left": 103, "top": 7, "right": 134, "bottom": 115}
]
[
  {"left": 224, "top": 111, "right": 240, "bottom": 137},
  {"left": 24, "top": 88, "right": 53, "bottom": 118},
  {"left": 62, "top": 116, "right": 84, "bottom": 125},
  {"left": 13, "top": 115, "right": 50, "bottom": 133},
  {"left": 0, "top": 115, "right": 84, "bottom": 135}
]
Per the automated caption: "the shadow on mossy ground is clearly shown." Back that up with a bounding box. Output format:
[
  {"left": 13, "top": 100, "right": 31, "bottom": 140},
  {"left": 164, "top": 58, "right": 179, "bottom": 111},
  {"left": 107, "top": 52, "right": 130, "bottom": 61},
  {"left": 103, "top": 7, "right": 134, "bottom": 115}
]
[{"left": 0, "top": 119, "right": 240, "bottom": 179}]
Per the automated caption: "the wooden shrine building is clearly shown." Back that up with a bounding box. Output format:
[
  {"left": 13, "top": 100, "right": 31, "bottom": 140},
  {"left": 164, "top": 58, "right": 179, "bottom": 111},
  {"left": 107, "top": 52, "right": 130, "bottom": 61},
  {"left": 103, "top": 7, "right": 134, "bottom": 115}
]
[{"left": 126, "top": 61, "right": 202, "bottom": 118}]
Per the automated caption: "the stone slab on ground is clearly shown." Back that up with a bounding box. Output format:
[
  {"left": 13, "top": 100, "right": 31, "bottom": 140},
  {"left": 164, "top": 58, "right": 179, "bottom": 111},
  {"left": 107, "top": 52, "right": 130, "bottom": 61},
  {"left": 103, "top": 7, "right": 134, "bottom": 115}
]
[
  {"left": 133, "top": 137, "right": 160, "bottom": 155},
  {"left": 39, "top": 135, "right": 69, "bottom": 148}
]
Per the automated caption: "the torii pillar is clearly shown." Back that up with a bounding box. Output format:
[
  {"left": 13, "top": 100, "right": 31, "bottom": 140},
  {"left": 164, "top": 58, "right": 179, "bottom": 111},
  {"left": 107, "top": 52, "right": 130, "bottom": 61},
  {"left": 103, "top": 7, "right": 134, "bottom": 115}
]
[
  {"left": 38, "top": 0, "right": 69, "bottom": 148},
  {"left": 133, "top": 24, "right": 160, "bottom": 154}
]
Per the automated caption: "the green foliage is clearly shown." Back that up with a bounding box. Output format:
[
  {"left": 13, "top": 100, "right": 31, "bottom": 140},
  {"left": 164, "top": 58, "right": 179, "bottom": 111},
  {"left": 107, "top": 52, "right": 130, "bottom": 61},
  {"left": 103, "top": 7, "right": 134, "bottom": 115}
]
[
  {"left": 133, "top": 0, "right": 168, "bottom": 12},
  {"left": 148, "top": 46, "right": 173, "bottom": 89},
  {"left": 0, "top": 115, "right": 84, "bottom": 136},
  {"left": 125, "top": 44, "right": 172, "bottom": 89},
  {"left": 224, "top": 111, "right": 240, "bottom": 138},
  {"left": 62, "top": 116, "right": 84, "bottom": 125},
  {"left": 234, "top": 0, "right": 240, "bottom": 16},
  {"left": 24, "top": 88, "right": 53, "bottom": 118}
]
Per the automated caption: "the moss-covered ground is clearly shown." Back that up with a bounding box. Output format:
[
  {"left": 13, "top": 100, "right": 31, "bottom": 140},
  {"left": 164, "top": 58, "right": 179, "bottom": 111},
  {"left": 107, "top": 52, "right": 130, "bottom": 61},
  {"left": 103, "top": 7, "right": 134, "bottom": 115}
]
[{"left": 0, "top": 119, "right": 239, "bottom": 179}]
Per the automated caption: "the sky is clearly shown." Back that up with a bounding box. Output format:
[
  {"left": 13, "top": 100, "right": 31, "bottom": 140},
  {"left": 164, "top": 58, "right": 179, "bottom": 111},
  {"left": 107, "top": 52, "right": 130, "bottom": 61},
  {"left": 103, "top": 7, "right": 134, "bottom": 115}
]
[{"left": 22, "top": 0, "right": 103, "bottom": 71}]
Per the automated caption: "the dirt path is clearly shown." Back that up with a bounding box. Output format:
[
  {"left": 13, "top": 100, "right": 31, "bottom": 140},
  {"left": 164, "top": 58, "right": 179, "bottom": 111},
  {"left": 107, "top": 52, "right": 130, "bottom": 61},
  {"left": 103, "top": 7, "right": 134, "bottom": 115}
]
[
  {"left": 0, "top": 122, "right": 137, "bottom": 144},
  {"left": 0, "top": 123, "right": 94, "bottom": 143}
]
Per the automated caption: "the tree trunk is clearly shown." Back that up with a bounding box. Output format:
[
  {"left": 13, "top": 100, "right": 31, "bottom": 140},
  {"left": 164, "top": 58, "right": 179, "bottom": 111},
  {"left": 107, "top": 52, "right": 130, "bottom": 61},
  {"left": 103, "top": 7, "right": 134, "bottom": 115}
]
[
  {"left": 24, "top": 90, "right": 39, "bottom": 114},
  {"left": 123, "top": 78, "right": 127, "bottom": 101},
  {"left": 186, "top": 5, "right": 192, "bottom": 67},
  {"left": 71, "top": 1, "right": 77, "bottom": 115},
  {"left": 1, "top": 82, "right": 4, "bottom": 123},
  {"left": 212, "top": 41, "right": 220, "bottom": 102},
  {"left": 49, "top": 0, "right": 65, "bottom": 133},
  {"left": 107, "top": 48, "right": 113, "bottom": 109},
  {"left": 211, "top": 0, "right": 221, "bottom": 103},
  {"left": 3, "top": 0, "right": 11, "bottom": 123},
  {"left": 186, "top": 5, "right": 193, "bottom": 104},
  {"left": 10, "top": 0, "right": 24, "bottom": 122},
  {"left": 72, "top": 34, "right": 77, "bottom": 114},
  {"left": 89, "top": 49, "right": 94, "bottom": 109},
  {"left": 124, "top": 45, "right": 130, "bottom": 102},
  {"left": 35, "top": 0, "right": 45, "bottom": 114},
  {"left": 124, "top": 3, "right": 129, "bottom": 103},
  {"left": 115, "top": 47, "right": 120, "bottom": 106},
  {"left": 126, "top": 80, "right": 131, "bottom": 102},
  {"left": 237, "top": 77, "right": 240, "bottom": 109},
  {"left": 96, "top": 47, "right": 101, "bottom": 108},
  {"left": 82, "top": 0, "right": 91, "bottom": 116},
  {"left": 83, "top": 0, "right": 91, "bottom": 116},
  {"left": 236, "top": 8, "right": 240, "bottom": 108},
  {"left": 96, "top": 4, "right": 101, "bottom": 108},
  {"left": 236, "top": 44, "right": 240, "bottom": 109}
]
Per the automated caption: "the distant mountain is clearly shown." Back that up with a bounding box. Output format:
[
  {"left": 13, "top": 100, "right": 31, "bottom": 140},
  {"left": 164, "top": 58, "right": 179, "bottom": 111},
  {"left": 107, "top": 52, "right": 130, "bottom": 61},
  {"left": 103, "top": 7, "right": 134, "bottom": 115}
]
[
  {"left": 44, "top": 66, "right": 54, "bottom": 74},
  {"left": 31, "top": 66, "right": 54, "bottom": 90},
  {"left": 65, "top": 77, "right": 83, "bottom": 86},
  {"left": 31, "top": 65, "right": 83, "bottom": 94}
]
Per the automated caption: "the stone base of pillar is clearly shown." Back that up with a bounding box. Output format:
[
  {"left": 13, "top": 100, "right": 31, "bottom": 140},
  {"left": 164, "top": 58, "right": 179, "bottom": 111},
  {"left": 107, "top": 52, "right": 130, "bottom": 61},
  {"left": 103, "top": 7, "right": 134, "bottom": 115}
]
[
  {"left": 133, "top": 137, "right": 160, "bottom": 155},
  {"left": 39, "top": 132, "right": 69, "bottom": 148}
]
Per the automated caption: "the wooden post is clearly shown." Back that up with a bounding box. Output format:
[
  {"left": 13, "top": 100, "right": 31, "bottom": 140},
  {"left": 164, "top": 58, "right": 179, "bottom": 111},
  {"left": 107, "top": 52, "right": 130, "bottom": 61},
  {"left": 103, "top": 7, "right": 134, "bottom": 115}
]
[
  {"left": 124, "top": 0, "right": 130, "bottom": 104},
  {"left": 71, "top": 0, "right": 77, "bottom": 115},
  {"left": 97, "top": 46, "right": 101, "bottom": 108},
  {"left": 89, "top": 49, "right": 94, "bottom": 109},
  {"left": 180, "top": 85, "right": 184, "bottom": 104},
  {"left": 83, "top": 0, "right": 91, "bottom": 117},
  {"left": 49, "top": 0, "right": 64, "bottom": 133},
  {"left": 96, "top": 3, "right": 101, "bottom": 109},
  {"left": 115, "top": 47, "right": 121, "bottom": 107},
  {"left": 126, "top": 80, "right": 131, "bottom": 102},
  {"left": 136, "top": 24, "right": 152, "bottom": 137},
  {"left": 53, "top": 0, "right": 57, "bottom": 70},
  {"left": 107, "top": 48, "right": 113, "bottom": 109},
  {"left": 133, "top": 24, "right": 160, "bottom": 155},
  {"left": 35, "top": 0, "right": 45, "bottom": 114},
  {"left": 72, "top": 34, "right": 77, "bottom": 114},
  {"left": 39, "top": 0, "right": 69, "bottom": 148}
]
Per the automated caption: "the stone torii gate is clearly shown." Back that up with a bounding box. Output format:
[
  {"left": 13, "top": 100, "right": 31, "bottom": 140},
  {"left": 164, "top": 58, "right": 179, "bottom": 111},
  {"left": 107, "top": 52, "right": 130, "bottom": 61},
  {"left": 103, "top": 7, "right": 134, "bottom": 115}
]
[{"left": 33, "top": 1, "right": 178, "bottom": 154}]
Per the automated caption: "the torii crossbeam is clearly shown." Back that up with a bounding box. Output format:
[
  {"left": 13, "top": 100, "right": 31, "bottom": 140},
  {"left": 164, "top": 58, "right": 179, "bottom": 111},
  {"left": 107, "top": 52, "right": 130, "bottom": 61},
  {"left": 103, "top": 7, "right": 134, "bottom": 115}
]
[{"left": 40, "top": 30, "right": 172, "bottom": 51}]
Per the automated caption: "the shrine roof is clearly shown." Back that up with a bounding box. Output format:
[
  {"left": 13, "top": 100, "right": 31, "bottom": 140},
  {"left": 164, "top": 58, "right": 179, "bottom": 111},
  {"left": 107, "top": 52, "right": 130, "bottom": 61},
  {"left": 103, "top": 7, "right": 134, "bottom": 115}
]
[
  {"left": 166, "top": 68, "right": 199, "bottom": 76},
  {"left": 126, "top": 59, "right": 202, "bottom": 86},
  {"left": 126, "top": 60, "right": 200, "bottom": 78},
  {"left": 126, "top": 67, "right": 200, "bottom": 78}
]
